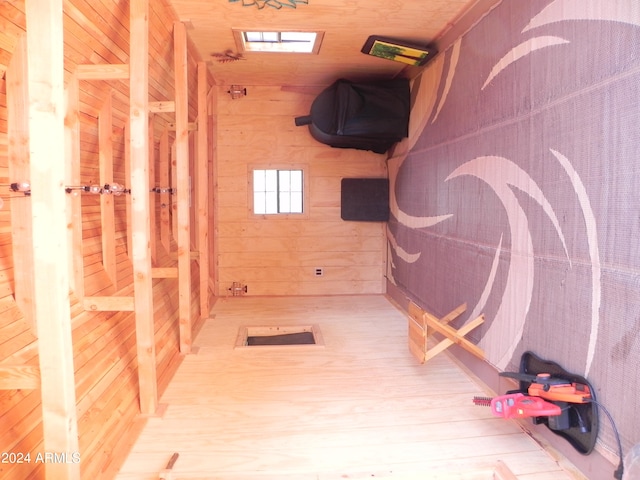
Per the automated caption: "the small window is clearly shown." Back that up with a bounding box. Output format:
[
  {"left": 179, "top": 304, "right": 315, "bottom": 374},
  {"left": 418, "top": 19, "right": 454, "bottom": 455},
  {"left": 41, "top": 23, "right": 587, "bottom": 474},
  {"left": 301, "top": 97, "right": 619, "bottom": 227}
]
[
  {"left": 233, "top": 29, "right": 324, "bottom": 54},
  {"left": 253, "top": 169, "right": 303, "bottom": 214}
]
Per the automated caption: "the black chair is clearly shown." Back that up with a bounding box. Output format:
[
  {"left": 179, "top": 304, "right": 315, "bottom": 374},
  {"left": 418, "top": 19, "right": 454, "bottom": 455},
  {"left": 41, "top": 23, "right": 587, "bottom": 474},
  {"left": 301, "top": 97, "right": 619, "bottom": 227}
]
[{"left": 295, "top": 78, "right": 410, "bottom": 154}]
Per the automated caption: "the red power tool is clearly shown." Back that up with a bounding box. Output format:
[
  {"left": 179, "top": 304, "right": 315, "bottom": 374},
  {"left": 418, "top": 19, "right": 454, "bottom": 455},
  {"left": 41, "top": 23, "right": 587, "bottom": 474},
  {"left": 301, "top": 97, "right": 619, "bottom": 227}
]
[
  {"left": 473, "top": 393, "right": 562, "bottom": 419},
  {"left": 499, "top": 372, "right": 592, "bottom": 403}
]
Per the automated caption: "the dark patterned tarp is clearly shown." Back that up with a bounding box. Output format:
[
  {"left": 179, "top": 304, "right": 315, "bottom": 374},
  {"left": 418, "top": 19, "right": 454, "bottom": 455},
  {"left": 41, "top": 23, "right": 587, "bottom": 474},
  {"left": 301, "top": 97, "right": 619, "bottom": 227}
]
[{"left": 387, "top": 0, "right": 640, "bottom": 458}]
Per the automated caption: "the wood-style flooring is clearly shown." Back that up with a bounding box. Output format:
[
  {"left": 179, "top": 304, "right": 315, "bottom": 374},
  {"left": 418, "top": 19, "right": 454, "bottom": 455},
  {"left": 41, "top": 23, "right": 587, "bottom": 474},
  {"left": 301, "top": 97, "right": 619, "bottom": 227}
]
[{"left": 116, "top": 295, "right": 583, "bottom": 479}]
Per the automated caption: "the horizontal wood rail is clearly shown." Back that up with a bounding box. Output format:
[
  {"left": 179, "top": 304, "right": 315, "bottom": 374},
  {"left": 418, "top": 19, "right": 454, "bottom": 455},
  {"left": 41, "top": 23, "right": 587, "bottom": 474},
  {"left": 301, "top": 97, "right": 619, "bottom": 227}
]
[
  {"left": 0, "top": 365, "right": 40, "bottom": 390},
  {"left": 83, "top": 296, "right": 135, "bottom": 312}
]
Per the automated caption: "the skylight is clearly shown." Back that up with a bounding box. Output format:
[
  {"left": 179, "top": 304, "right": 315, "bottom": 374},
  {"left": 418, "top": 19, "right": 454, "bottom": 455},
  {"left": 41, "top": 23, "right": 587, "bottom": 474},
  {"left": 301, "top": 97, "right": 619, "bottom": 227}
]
[{"left": 233, "top": 29, "right": 324, "bottom": 53}]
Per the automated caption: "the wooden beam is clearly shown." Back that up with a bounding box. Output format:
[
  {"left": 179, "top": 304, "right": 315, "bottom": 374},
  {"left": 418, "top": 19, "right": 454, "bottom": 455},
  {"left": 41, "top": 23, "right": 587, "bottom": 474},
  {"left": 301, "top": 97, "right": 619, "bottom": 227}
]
[
  {"left": 99, "top": 91, "right": 117, "bottom": 289},
  {"left": 174, "top": 21, "right": 192, "bottom": 353},
  {"left": 209, "top": 86, "right": 219, "bottom": 296},
  {"left": 130, "top": 0, "right": 158, "bottom": 415},
  {"left": 170, "top": 250, "right": 199, "bottom": 260},
  {"left": 152, "top": 267, "right": 178, "bottom": 278},
  {"left": 196, "top": 62, "right": 210, "bottom": 318},
  {"left": 149, "top": 114, "right": 157, "bottom": 263},
  {"left": 149, "top": 101, "right": 175, "bottom": 113},
  {"left": 6, "top": 34, "right": 36, "bottom": 331},
  {"left": 25, "top": 1, "right": 81, "bottom": 478},
  {"left": 0, "top": 366, "right": 41, "bottom": 390},
  {"left": 124, "top": 121, "right": 133, "bottom": 259},
  {"left": 66, "top": 72, "right": 84, "bottom": 299},
  {"left": 167, "top": 121, "right": 197, "bottom": 131},
  {"left": 423, "top": 312, "right": 485, "bottom": 361},
  {"left": 159, "top": 128, "right": 171, "bottom": 253},
  {"left": 76, "top": 63, "right": 129, "bottom": 80},
  {"left": 82, "top": 296, "right": 135, "bottom": 312}
]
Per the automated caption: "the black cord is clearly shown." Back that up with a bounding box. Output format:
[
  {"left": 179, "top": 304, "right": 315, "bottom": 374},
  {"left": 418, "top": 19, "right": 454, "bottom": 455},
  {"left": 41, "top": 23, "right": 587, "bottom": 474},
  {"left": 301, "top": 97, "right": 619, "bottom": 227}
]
[{"left": 588, "top": 399, "right": 624, "bottom": 479}]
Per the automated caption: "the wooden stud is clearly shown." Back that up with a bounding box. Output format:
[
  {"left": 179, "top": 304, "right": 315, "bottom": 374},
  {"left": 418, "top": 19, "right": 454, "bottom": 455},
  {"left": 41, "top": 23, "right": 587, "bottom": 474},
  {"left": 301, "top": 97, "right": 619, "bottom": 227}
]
[
  {"left": 125, "top": 121, "right": 133, "bottom": 259},
  {"left": 167, "top": 121, "right": 197, "bottom": 131},
  {"left": 197, "top": 62, "right": 210, "bottom": 318},
  {"left": 130, "top": 0, "right": 158, "bottom": 415},
  {"left": 82, "top": 296, "right": 135, "bottom": 312},
  {"left": 407, "top": 301, "right": 484, "bottom": 363},
  {"left": 423, "top": 311, "right": 485, "bottom": 361},
  {"left": 174, "top": 21, "right": 192, "bottom": 354},
  {"left": 0, "top": 366, "right": 41, "bottom": 390},
  {"left": 25, "top": 1, "right": 81, "bottom": 478},
  {"left": 149, "top": 114, "right": 157, "bottom": 263},
  {"left": 152, "top": 267, "right": 178, "bottom": 278},
  {"left": 159, "top": 128, "right": 171, "bottom": 254},
  {"left": 76, "top": 63, "right": 129, "bottom": 80},
  {"left": 149, "top": 101, "right": 176, "bottom": 113},
  {"left": 208, "top": 86, "right": 219, "bottom": 297},
  {"left": 99, "top": 91, "right": 117, "bottom": 289},
  {"left": 6, "top": 34, "right": 36, "bottom": 331},
  {"left": 66, "top": 71, "right": 84, "bottom": 299}
]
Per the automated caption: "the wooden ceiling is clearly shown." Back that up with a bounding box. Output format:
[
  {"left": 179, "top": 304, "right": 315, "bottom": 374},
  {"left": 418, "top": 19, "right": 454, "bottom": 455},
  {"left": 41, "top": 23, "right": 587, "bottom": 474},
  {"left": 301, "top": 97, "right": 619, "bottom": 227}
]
[{"left": 165, "top": 0, "right": 477, "bottom": 86}]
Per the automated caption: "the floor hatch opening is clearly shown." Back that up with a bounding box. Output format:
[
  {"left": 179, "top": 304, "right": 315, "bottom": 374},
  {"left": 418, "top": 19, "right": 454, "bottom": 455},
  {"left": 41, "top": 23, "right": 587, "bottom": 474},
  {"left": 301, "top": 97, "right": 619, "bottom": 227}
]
[{"left": 235, "top": 325, "right": 324, "bottom": 348}]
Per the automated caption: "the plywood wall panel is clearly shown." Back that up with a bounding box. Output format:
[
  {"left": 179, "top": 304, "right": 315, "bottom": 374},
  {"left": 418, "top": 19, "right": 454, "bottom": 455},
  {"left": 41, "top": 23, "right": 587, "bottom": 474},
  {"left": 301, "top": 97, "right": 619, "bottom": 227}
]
[
  {"left": 0, "top": 0, "right": 208, "bottom": 478},
  {"left": 216, "top": 85, "right": 386, "bottom": 296}
]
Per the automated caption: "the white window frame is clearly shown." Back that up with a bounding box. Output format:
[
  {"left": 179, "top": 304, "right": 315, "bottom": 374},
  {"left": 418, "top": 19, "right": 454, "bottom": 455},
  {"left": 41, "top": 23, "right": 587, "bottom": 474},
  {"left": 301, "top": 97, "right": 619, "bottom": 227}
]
[
  {"left": 249, "top": 165, "right": 309, "bottom": 217},
  {"left": 233, "top": 29, "right": 324, "bottom": 54}
]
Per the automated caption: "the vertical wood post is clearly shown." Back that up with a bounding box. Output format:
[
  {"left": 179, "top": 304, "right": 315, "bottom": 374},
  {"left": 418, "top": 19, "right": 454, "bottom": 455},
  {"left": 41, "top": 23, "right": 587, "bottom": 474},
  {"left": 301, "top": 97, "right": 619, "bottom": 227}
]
[
  {"left": 124, "top": 122, "right": 133, "bottom": 259},
  {"left": 130, "top": 0, "right": 158, "bottom": 415},
  {"left": 197, "top": 62, "right": 210, "bottom": 318},
  {"left": 7, "top": 35, "right": 36, "bottom": 330},
  {"left": 159, "top": 128, "right": 171, "bottom": 253},
  {"left": 149, "top": 114, "right": 157, "bottom": 263},
  {"left": 24, "top": 1, "right": 81, "bottom": 478},
  {"left": 174, "top": 21, "right": 192, "bottom": 353},
  {"left": 99, "top": 91, "right": 117, "bottom": 289},
  {"left": 65, "top": 72, "right": 84, "bottom": 299}
]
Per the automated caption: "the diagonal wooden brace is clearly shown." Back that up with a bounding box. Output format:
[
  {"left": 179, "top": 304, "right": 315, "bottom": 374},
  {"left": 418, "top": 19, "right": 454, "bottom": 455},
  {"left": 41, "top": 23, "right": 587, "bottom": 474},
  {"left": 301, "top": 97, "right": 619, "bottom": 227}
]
[
  {"left": 407, "top": 301, "right": 485, "bottom": 363},
  {"left": 423, "top": 312, "right": 485, "bottom": 362}
]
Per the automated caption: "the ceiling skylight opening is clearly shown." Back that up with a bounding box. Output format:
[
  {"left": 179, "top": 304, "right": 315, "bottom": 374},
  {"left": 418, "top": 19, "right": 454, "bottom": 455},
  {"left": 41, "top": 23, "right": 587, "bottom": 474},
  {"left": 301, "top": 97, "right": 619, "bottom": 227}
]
[{"left": 233, "top": 29, "right": 324, "bottom": 54}]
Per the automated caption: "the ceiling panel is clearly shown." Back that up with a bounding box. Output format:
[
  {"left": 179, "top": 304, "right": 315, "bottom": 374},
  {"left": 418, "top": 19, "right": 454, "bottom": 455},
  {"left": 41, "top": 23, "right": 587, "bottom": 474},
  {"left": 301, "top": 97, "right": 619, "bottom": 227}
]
[{"left": 166, "top": 0, "right": 476, "bottom": 86}]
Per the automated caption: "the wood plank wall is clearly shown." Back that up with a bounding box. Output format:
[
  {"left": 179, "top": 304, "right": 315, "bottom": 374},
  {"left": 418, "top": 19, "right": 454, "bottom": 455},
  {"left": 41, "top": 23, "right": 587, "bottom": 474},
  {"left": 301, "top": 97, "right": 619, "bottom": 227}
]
[
  {"left": 216, "top": 86, "right": 387, "bottom": 296},
  {"left": 0, "top": 0, "right": 209, "bottom": 478}
]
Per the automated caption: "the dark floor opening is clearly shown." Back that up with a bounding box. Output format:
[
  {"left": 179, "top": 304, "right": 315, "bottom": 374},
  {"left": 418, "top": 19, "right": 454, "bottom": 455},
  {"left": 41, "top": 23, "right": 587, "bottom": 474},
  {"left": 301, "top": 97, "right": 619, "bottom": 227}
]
[{"left": 247, "top": 332, "right": 316, "bottom": 346}]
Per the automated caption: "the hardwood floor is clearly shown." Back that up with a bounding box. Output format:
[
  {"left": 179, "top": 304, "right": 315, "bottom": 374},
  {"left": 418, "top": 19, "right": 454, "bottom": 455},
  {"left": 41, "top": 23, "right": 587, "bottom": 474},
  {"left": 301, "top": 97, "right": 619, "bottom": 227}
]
[{"left": 116, "top": 295, "right": 583, "bottom": 479}]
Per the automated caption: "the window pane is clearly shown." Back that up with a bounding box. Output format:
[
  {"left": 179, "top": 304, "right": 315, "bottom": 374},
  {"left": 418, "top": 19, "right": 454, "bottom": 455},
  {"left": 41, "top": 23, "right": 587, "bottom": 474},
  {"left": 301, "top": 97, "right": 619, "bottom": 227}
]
[
  {"left": 253, "top": 168, "right": 304, "bottom": 215},
  {"left": 254, "top": 191, "right": 266, "bottom": 214},
  {"left": 281, "top": 32, "right": 316, "bottom": 43},
  {"left": 290, "top": 170, "right": 303, "bottom": 191},
  {"left": 245, "top": 32, "right": 263, "bottom": 42},
  {"left": 265, "top": 170, "right": 278, "bottom": 192},
  {"left": 262, "top": 32, "right": 279, "bottom": 42},
  {"left": 279, "top": 192, "right": 291, "bottom": 213},
  {"left": 279, "top": 170, "right": 290, "bottom": 191},
  {"left": 290, "top": 192, "right": 303, "bottom": 213},
  {"left": 265, "top": 191, "right": 278, "bottom": 214},
  {"left": 253, "top": 169, "right": 265, "bottom": 191}
]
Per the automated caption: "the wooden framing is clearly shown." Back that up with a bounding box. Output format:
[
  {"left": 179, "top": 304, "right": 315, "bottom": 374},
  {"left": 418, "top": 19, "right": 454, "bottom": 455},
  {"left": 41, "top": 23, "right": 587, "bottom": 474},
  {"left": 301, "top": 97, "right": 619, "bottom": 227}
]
[
  {"left": 149, "top": 114, "right": 157, "bottom": 263},
  {"left": 99, "top": 91, "right": 117, "bottom": 289},
  {"left": 65, "top": 71, "right": 84, "bottom": 299},
  {"left": 196, "top": 61, "right": 210, "bottom": 318},
  {"left": 82, "top": 296, "right": 135, "bottom": 312},
  {"left": 408, "top": 301, "right": 485, "bottom": 363},
  {"left": 25, "top": 1, "right": 81, "bottom": 478},
  {"left": 76, "top": 63, "right": 129, "bottom": 80},
  {"left": 0, "top": 365, "right": 41, "bottom": 390},
  {"left": 159, "top": 127, "right": 171, "bottom": 254},
  {"left": 174, "top": 21, "right": 192, "bottom": 353},
  {"left": 130, "top": 0, "right": 159, "bottom": 415},
  {"left": 6, "top": 35, "right": 35, "bottom": 331}
]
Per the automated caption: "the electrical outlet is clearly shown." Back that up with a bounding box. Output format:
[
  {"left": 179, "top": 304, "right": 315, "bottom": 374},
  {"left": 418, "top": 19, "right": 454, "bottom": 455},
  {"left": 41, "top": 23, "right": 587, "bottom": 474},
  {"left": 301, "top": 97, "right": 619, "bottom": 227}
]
[{"left": 314, "top": 267, "right": 323, "bottom": 277}]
